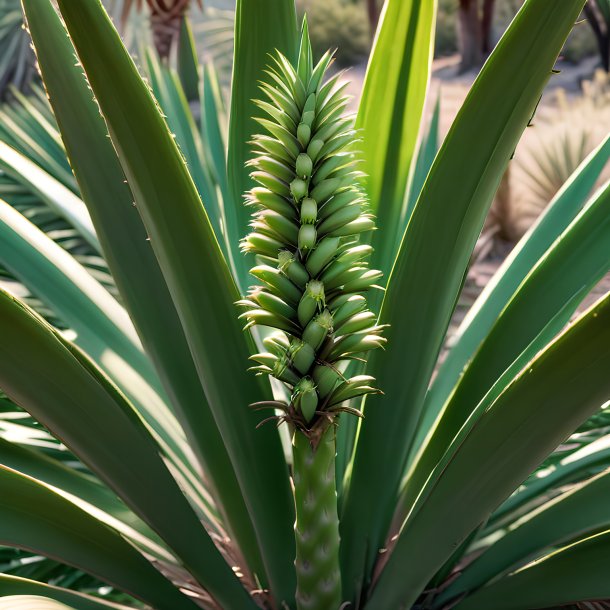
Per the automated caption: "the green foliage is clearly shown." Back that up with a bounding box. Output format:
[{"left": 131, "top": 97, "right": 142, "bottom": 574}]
[
  {"left": 3, "top": 0, "right": 610, "bottom": 609},
  {"left": 561, "top": 17, "right": 598, "bottom": 63},
  {"left": 296, "top": 0, "right": 370, "bottom": 66},
  {"left": 0, "top": 0, "right": 38, "bottom": 99},
  {"left": 435, "top": 0, "right": 595, "bottom": 63},
  {"left": 435, "top": 0, "right": 458, "bottom": 56}
]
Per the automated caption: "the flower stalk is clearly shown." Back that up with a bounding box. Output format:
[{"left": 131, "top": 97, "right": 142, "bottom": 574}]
[{"left": 240, "top": 18, "right": 385, "bottom": 609}]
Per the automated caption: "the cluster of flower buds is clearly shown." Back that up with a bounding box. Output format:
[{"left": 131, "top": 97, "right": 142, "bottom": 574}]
[{"left": 240, "top": 28, "right": 385, "bottom": 431}]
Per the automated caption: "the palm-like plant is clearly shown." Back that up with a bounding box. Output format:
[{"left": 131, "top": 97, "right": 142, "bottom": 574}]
[{"left": 2, "top": 0, "right": 610, "bottom": 609}]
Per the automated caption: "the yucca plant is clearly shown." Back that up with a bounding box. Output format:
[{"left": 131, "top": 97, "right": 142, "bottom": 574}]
[{"left": 2, "top": 0, "right": 610, "bottom": 609}]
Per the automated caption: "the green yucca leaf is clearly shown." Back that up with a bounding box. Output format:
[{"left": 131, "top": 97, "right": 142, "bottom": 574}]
[
  {"left": 439, "top": 467, "right": 610, "bottom": 604},
  {"left": 454, "top": 529, "right": 610, "bottom": 610},
  {"left": 369, "top": 292, "right": 610, "bottom": 608},
  {"left": 340, "top": 1, "right": 587, "bottom": 599},
  {"left": 0, "top": 466, "right": 197, "bottom": 610},
  {"left": 0, "top": 465, "right": 198, "bottom": 610},
  {"left": 0, "top": 199, "right": 188, "bottom": 465},
  {"left": 402, "top": 179, "right": 610, "bottom": 520},
  {"left": 52, "top": 0, "right": 297, "bottom": 601},
  {"left": 419, "top": 133, "right": 610, "bottom": 455},
  {"left": 177, "top": 17, "right": 199, "bottom": 103},
  {"left": 0, "top": 597, "right": 76, "bottom": 610},
  {"left": 228, "top": 0, "right": 299, "bottom": 292},
  {"left": 0, "top": 576, "right": 129, "bottom": 610},
  {"left": 0, "top": 288, "right": 253, "bottom": 608},
  {"left": 0, "top": 142, "right": 98, "bottom": 251},
  {"left": 358, "top": 0, "right": 437, "bottom": 274},
  {"left": 0, "top": 436, "right": 166, "bottom": 560},
  {"left": 489, "top": 434, "right": 610, "bottom": 531},
  {"left": 21, "top": 0, "right": 267, "bottom": 583}
]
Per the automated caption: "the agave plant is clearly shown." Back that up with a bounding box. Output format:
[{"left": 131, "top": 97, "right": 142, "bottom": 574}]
[{"left": 2, "top": 0, "right": 610, "bottom": 609}]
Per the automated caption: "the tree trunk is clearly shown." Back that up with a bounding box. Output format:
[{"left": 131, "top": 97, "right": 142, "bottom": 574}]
[
  {"left": 458, "top": 0, "right": 483, "bottom": 73},
  {"left": 584, "top": 2, "right": 610, "bottom": 72},
  {"left": 481, "top": 0, "right": 496, "bottom": 54}
]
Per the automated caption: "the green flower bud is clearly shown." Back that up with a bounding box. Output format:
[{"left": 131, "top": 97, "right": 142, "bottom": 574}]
[
  {"left": 301, "top": 110, "right": 316, "bottom": 127},
  {"left": 263, "top": 331, "right": 290, "bottom": 356},
  {"left": 303, "top": 92, "right": 317, "bottom": 114},
  {"left": 289, "top": 339, "right": 316, "bottom": 375},
  {"left": 297, "top": 122, "right": 311, "bottom": 147},
  {"left": 318, "top": 190, "right": 361, "bottom": 220},
  {"left": 298, "top": 280, "right": 325, "bottom": 327},
  {"left": 300, "top": 197, "right": 318, "bottom": 224},
  {"left": 335, "top": 311, "right": 376, "bottom": 336},
  {"left": 303, "top": 309, "right": 334, "bottom": 350},
  {"left": 250, "top": 265, "right": 302, "bottom": 305},
  {"left": 312, "top": 364, "right": 342, "bottom": 398},
  {"left": 290, "top": 177, "right": 308, "bottom": 201},
  {"left": 252, "top": 289, "right": 297, "bottom": 320},
  {"left": 250, "top": 187, "right": 297, "bottom": 218},
  {"left": 273, "top": 354, "right": 301, "bottom": 386},
  {"left": 307, "top": 138, "right": 325, "bottom": 162},
  {"left": 278, "top": 250, "right": 310, "bottom": 287},
  {"left": 296, "top": 153, "right": 313, "bottom": 178},
  {"left": 318, "top": 204, "right": 363, "bottom": 236},
  {"left": 293, "top": 377, "right": 318, "bottom": 422},
  {"left": 242, "top": 232, "right": 283, "bottom": 257},
  {"left": 305, "top": 236, "right": 341, "bottom": 277},
  {"left": 328, "top": 216, "right": 376, "bottom": 237},
  {"left": 333, "top": 295, "right": 367, "bottom": 326},
  {"left": 298, "top": 224, "right": 317, "bottom": 252},
  {"left": 310, "top": 177, "right": 343, "bottom": 204}
]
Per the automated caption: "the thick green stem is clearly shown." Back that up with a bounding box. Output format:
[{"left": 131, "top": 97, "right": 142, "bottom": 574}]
[{"left": 293, "top": 424, "right": 342, "bottom": 610}]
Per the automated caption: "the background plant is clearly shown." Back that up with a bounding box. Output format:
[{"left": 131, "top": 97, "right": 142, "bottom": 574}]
[
  {"left": 296, "top": 0, "right": 371, "bottom": 66},
  {"left": 1, "top": 1, "right": 610, "bottom": 609}
]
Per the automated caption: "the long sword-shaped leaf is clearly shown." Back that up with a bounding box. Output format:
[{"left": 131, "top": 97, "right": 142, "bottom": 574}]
[
  {"left": 0, "top": 105, "right": 76, "bottom": 191},
  {"left": 22, "top": 0, "right": 266, "bottom": 582},
  {"left": 0, "top": 142, "right": 98, "bottom": 250},
  {"left": 0, "top": 576, "right": 129, "bottom": 610},
  {"left": 454, "top": 530, "right": 610, "bottom": 610},
  {"left": 227, "top": 0, "right": 298, "bottom": 292},
  {"left": 401, "top": 94, "right": 441, "bottom": 231},
  {"left": 0, "top": 467, "right": 197, "bottom": 610},
  {"left": 0, "top": 437, "right": 169, "bottom": 561},
  {"left": 489, "top": 433, "right": 610, "bottom": 528},
  {"left": 419, "top": 133, "right": 610, "bottom": 449},
  {"left": 340, "top": 1, "right": 586, "bottom": 600},
  {"left": 439, "top": 467, "right": 610, "bottom": 604},
  {"left": 402, "top": 179, "right": 610, "bottom": 516},
  {"left": 53, "top": 0, "right": 296, "bottom": 601},
  {"left": 358, "top": 0, "right": 437, "bottom": 274},
  {"left": 0, "top": 199, "right": 192, "bottom": 463},
  {"left": 0, "top": 289, "right": 253, "bottom": 608},
  {"left": 0, "top": 598, "right": 75, "bottom": 610},
  {"left": 177, "top": 16, "right": 200, "bottom": 103},
  {"left": 368, "top": 292, "right": 610, "bottom": 608},
  {"left": 144, "top": 48, "right": 226, "bottom": 255}
]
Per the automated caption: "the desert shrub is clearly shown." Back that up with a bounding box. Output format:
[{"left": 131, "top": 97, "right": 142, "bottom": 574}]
[
  {"left": 509, "top": 70, "right": 610, "bottom": 237},
  {"left": 561, "top": 17, "right": 598, "bottom": 63},
  {"left": 296, "top": 0, "right": 370, "bottom": 66}
]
